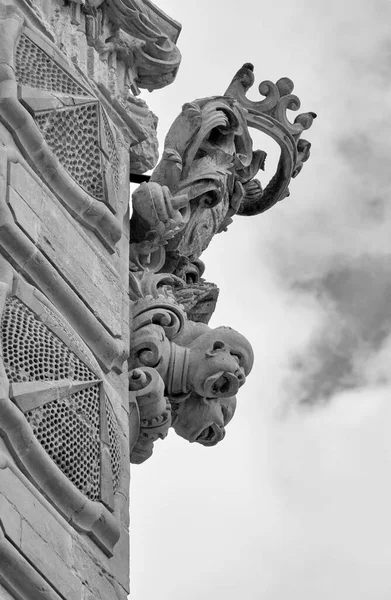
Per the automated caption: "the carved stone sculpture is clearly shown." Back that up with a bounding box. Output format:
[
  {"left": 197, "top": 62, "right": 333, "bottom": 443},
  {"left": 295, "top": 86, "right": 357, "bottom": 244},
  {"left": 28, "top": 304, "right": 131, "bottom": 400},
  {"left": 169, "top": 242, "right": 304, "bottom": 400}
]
[
  {"left": 128, "top": 272, "right": 254, "bottom": 463},
  {"left": 127, "top": 64, "right": 315, "bottom": 462},
  {"left": 0, "top": 0, "right": 316, "bottom": 588},
  {"left": 130, "top": 63, "right": 316, "bottom": 285}
]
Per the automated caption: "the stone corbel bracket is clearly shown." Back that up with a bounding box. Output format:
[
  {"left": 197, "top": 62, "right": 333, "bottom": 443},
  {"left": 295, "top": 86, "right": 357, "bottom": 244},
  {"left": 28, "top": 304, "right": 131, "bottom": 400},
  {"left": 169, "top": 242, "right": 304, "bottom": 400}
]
[
  {"left": 90, "top": 0, "right": 182, "bottom": 94},
  {"left": 128, "top": 272, "right": 254, "bottom": 462},
  {"left": 0, "top": 3, "right": 145, "bottom": 249},
  {"left": 0, "top": 274, "right": 128, "bottom": 556}
]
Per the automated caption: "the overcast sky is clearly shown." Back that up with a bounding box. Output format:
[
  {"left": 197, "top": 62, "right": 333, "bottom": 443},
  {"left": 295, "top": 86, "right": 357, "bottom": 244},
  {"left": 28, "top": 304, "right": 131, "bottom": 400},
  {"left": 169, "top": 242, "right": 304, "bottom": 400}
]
[{"left": 131, "top": 1, "right": 391, "bottom": 598}]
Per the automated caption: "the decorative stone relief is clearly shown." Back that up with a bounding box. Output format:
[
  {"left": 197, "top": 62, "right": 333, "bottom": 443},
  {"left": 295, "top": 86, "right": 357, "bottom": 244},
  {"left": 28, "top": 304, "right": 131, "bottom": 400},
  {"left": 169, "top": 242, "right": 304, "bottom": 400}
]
[
  {"left": 84, "top": 0, "right": 182, "bottom": 94},
  {"left": 0, "top": 2, "right": 157, "bottom": 248},
  {"left": 128, "top": 63, "right": 315, "bottom": 462},
  {"left": 130, "top": 63, "right": 316, "bottom": 284},
  {"left": 0, "top": 272, "right": 126, "bottom": 555},
  {"left": 128, "top": 272, "right": 254, "bottom": 463}
]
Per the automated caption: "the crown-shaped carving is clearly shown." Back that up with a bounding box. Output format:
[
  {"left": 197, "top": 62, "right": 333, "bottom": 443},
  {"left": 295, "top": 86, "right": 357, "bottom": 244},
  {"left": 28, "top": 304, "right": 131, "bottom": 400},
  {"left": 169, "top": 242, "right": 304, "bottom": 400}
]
[
  {"left": 225, "top": 63, "right": 316, "bottom": 214},
  {"left": 129, "top": 62, "right": 316, "bottom": 316}
]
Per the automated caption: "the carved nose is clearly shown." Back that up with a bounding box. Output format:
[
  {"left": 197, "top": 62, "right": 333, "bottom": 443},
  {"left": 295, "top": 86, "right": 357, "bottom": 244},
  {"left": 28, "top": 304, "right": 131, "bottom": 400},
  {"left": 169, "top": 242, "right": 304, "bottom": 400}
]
[{"left": 236, "top": 370, "right": 245, "bottom": 385}]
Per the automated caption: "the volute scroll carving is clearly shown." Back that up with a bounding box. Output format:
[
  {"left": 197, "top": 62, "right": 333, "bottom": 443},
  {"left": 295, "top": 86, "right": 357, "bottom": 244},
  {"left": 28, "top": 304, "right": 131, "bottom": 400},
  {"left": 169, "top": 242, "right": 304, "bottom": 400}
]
[
  {"left": 129, "top": 63, "right": 315, "bottom": 311},
  {"left": 128, "top": 272, "right": 254, "bottom": 463},
  {"left": 128, "top": 63, "right": 315, "bottom": 463}
]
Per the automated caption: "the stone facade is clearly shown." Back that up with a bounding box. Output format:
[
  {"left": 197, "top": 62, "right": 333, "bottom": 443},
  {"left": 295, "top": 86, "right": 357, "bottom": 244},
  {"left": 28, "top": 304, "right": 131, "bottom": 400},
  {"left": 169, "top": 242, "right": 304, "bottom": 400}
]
[
  {"left": 0, "top": 0, "right": 315, "bottom": 596},
  {"left": 0, "top": 0, "right": 180, "bottom": 597}
]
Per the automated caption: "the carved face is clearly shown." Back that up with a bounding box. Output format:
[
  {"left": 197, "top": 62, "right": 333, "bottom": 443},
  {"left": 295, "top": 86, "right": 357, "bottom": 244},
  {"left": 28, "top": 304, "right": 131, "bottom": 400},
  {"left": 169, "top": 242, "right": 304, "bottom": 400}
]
[
  {"left": 171, "top": 394, "right": 237, "bottom": 446},
  {"left": 187, "top": 326, "right": 254, "bottom": 399}
]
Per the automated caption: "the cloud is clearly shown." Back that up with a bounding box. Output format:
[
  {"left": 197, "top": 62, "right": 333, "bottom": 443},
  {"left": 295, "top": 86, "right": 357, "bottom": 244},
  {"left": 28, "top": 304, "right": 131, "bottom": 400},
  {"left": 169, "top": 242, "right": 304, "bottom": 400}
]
[{"left": 281, "top": 256, "right": 391, "bottom": 405}]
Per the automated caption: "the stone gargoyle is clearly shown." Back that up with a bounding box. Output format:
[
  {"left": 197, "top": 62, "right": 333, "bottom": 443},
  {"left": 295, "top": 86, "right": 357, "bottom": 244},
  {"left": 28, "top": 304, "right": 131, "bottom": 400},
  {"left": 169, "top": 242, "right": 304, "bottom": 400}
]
[{"left": 128, "top": 273, "right": 253, "bottom": 463}]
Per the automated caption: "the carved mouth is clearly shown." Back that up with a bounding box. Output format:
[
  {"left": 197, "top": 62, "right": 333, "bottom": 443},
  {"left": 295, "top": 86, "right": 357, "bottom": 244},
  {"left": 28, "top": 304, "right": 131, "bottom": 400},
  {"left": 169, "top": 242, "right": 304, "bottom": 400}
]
[
  {"left": 211, "top": 375, "right": 230, "bottom": 396},
  {"left": 195, "top": 423, "right": 225, "bottom": 446}
]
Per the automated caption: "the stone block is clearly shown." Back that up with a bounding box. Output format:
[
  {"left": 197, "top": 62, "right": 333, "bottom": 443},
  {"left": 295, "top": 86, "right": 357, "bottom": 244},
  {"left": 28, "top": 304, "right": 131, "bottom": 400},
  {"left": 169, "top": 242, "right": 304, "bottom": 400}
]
[
  {"left": 0, "top": 468, "right": 72, "bottom": 565},
  {"left": 72, "top": 542, "right": 118, "bottom": 600},
  {"left": 110, "top": 527, "right": 130, "bottom": 592},
  {"left": 21, "top": 521, "right": 82, "bottom": 600},
  {"left": 0, "top": 492, "right": 21, "bottom": 546},
  {"left": 0, "top": 582, "right": 16, "bottom": 600},
  {"left": 8, "top": 162, "right": 124, "bottom": 337}
]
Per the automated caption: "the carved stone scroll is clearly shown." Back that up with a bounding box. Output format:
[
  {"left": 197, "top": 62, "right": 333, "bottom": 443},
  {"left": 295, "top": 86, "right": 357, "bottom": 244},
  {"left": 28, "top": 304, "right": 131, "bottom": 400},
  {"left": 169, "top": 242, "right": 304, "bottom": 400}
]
[
  {"left": 128, "top": 63, "right": 315, "bottom": 462},
  {"left": 130, "top": 63, "right": 315, "bottom": 286},
  {"left": 128, "top": 272, "right": 254, "bottom": 462}
]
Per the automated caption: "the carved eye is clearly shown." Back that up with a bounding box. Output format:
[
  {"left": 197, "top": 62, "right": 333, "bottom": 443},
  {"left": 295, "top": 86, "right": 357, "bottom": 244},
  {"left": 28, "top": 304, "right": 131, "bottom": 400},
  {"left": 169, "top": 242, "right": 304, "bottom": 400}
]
[
  {"left": 230, "top": 351, "right": 243, "bottom": 365},
  {"left": 213, "top": 341, "right": 225, "bottom": 351}
]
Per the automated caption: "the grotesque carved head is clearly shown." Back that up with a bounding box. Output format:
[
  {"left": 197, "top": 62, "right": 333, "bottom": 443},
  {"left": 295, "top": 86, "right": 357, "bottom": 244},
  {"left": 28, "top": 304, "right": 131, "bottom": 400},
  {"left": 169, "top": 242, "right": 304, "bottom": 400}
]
[
  {"left": 170, "top": 326, "right": 253, "bottom": 446},
  {"left": 171, "top": 394, "right": 237, "bottom": 447},
  {"left": 187, "top": 326, "right": 254, "bottom": 399}
]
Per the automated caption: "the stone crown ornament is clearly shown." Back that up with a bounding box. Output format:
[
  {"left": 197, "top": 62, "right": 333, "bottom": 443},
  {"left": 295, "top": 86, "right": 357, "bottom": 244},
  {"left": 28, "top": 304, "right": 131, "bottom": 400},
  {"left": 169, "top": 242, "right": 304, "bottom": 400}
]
[
  {"left": 129, "top": 63, "right": 315, "bottom": 319},
  {"left": 225, "top": 63, "right": 316, "bottom": 214}
]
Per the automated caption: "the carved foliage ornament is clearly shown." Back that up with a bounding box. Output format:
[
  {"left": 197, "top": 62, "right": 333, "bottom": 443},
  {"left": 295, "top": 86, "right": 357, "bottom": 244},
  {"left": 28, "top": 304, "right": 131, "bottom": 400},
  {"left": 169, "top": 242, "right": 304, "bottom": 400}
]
[
  {"left": 129, "top": 63, "right": 316, "bottom": 281},
  {"left": 84, "top": 0, "right": 181, "bottom": 94}
]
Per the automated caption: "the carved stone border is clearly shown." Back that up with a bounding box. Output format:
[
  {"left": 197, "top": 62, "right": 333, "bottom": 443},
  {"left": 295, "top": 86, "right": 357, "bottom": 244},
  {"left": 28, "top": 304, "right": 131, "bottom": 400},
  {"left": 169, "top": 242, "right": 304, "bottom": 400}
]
[
  {"left": 0, "top": 153, "right": 127, "bottom": 373},
  {"left": 0, "top": 273, "right": 123, "bottom": 556},
  {"left": 0, "top": 3, "right": 122, "bottom": 249}
]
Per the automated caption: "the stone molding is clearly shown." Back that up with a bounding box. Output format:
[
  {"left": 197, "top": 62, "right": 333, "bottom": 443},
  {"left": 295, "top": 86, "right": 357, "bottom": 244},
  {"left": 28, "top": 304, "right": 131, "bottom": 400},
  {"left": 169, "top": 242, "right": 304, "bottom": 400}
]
[
  {"left": 85, "top": 0, "right": 181, "bottom": 94},
  {"left": 0, "top": 488, "right": 63, "bottom": 600},
  {"left": 0, "top": 273, "right": 127, "bottom": 555},
  {"left": 0, "top": 3, "right": 156, "bottom": 250},
  {"left": 0, "top": 148, "right": 127, "bottom": 372}
]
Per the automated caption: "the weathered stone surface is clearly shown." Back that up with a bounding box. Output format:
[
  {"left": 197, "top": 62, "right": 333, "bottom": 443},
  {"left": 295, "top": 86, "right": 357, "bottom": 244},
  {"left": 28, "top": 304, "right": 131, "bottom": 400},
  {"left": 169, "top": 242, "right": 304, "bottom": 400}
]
[
  {"left": 21, "top": 521, "right": 83, "bottom": 600},
  {"left": 72, "top": 542, "right": 119, "bottom": 600},
  {"left": 130, "top": 64, "right": 315, "bottom": 288},
  {"left": 0, "top": 492, "right": 22, "bottom": 546},
  {"left": 128, "top": 272, "right": 254, "bottom": 462},
  {"left": 0, "top": 468, "right": 72, "bottom": 565},
  {"left": 0, "top": 583, "right": 15, "bottom": 600},
  {"left": 0, "top": 0, "right": 183, "bottom": 597},
  {"left": 8, "top": 162, "right": 124, "bottom": 337}
]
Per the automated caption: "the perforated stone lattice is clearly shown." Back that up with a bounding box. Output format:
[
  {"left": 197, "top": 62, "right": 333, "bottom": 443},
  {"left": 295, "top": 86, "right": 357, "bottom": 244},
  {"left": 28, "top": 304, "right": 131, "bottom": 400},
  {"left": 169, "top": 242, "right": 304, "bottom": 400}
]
[
  {"left": 1, "top": 297, "right": 94, "bottom": 383},
  {"left": 26, "top": 385, "right": 101, "bottom": 500},
  {"left": 15, "top": 34, "right": 89, "bottom": 96},
  {"left": 102, "top": 110, "right": 120, "bottom": 191},
  {"left": 35, "top": 103, "right": 105, "bottom": 200},
  {"left": 106, "top": 398, "right": 121, "bottom": 492},
  {"left": 1, "top": 297, "right": 121, "bottom": 499}
]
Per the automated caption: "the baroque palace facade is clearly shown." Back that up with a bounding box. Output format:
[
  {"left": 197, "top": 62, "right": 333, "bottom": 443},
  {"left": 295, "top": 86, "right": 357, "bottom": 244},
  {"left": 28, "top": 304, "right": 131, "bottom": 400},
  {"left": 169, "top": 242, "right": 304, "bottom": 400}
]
[{"left": 0, "top": 0, "right": 314, "bottom": 597}]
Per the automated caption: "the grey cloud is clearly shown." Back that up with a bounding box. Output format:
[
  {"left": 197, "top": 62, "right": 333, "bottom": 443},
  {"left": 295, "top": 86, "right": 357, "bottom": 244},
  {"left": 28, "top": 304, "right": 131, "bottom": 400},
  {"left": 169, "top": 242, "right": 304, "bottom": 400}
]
[{"left": 285, "top": 255, "right": 391, "bottom": 404}]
